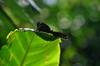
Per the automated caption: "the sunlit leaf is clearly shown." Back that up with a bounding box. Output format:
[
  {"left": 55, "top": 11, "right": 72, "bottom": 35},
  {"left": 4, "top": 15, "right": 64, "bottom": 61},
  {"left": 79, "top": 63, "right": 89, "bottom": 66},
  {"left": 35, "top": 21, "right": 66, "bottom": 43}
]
[{"left": 0, "top": 29, "right": 61, "bottom": 66}]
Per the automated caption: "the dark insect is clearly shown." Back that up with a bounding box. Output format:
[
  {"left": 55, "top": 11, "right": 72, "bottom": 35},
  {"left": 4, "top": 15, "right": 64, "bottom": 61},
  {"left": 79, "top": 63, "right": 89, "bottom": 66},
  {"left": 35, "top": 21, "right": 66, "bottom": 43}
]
[{"left": 36, "top": 22, "right": 68, "bottom": 39}]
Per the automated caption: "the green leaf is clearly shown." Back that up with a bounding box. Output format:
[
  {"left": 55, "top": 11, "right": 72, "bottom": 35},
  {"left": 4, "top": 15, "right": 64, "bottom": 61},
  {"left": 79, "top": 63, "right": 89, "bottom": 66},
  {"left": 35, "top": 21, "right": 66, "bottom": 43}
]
[{"left": 0, "top": 29, "right": 61, "bottom": 66}]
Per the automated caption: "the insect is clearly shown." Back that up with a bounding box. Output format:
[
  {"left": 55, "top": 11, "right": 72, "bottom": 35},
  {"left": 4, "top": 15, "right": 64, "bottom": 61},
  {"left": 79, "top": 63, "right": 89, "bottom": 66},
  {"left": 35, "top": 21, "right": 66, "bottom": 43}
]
[
  {"left": 19, "top": 22, "right": 68, "bottom": 40},
  {"left": 36, "top": 22, "right": 68, "bottom": 39}
]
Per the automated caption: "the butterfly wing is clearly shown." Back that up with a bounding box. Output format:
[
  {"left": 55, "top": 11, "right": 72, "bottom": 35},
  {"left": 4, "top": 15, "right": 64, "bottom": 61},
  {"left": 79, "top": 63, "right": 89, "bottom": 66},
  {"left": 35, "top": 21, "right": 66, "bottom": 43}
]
[
  {"left": 36, "top": 22, "right": 51, "bottom": 33},
  {"left": 36, "top": 22, "right": 68, "bottom": 39},
  {"left": 51, "top": 32, "right": 68, "bottom": 39}
]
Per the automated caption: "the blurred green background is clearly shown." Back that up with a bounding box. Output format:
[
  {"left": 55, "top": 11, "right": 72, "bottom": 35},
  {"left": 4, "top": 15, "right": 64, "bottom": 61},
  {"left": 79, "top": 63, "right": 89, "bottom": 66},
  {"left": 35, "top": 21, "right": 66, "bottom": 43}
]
[{"left": 0, "top": 0, "right": 100, "bottom": 66}]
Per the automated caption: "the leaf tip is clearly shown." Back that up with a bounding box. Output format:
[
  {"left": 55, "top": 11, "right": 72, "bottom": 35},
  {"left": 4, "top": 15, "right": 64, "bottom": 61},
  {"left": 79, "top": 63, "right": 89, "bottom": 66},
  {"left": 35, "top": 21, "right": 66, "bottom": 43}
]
[{"left": 6, "top": 29, "right": 18, "bottom": 39}]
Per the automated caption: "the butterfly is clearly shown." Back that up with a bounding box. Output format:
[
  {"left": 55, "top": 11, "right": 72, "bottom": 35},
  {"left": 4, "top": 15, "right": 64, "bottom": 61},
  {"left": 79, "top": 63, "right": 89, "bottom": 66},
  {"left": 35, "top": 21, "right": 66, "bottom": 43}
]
[
  {"left": 36, "top": 22, "right": 68, "bottom": 39},
  {"left": 19, "top": 22, "right": 68, "bottom": 40}
]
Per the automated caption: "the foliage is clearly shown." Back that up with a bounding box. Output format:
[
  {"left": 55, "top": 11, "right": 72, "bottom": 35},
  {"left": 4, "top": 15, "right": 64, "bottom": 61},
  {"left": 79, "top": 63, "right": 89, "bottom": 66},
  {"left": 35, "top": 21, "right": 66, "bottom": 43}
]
[
  {"left": 0, "top": 29, "right": 61, "bottom": 66},
  {"left": 0, "top": 0, "right": 100, "bottom": 66}
]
